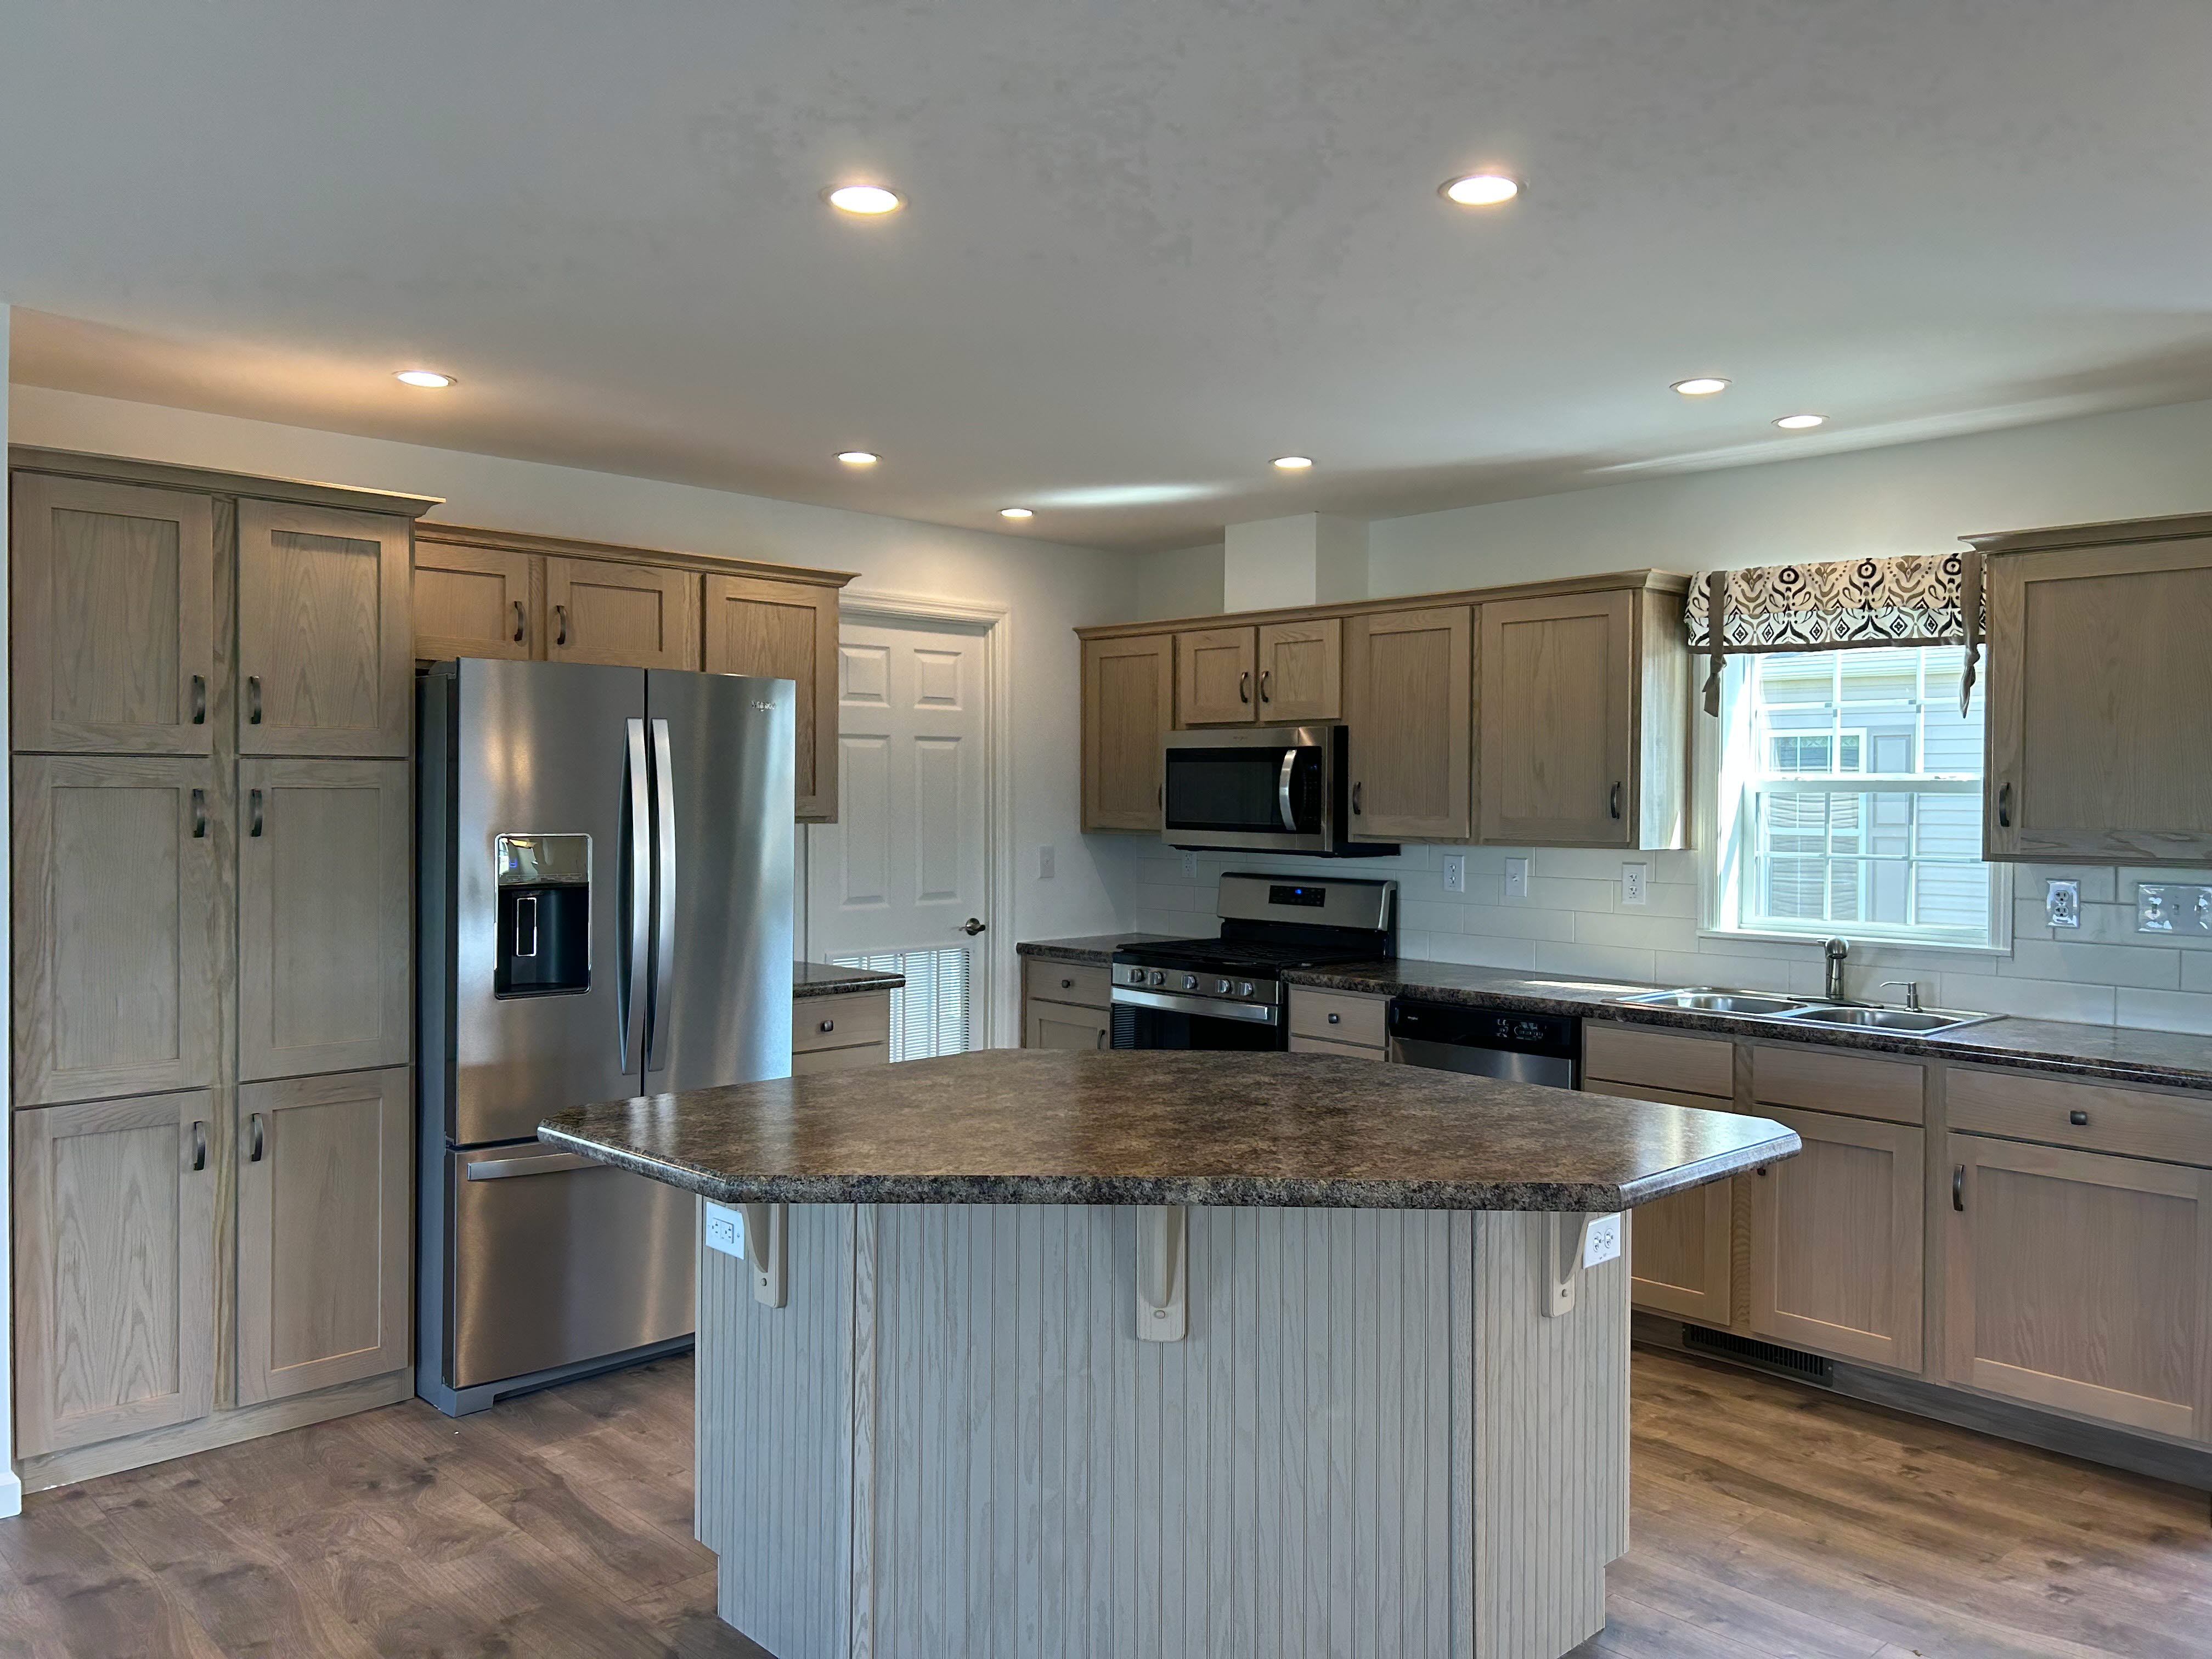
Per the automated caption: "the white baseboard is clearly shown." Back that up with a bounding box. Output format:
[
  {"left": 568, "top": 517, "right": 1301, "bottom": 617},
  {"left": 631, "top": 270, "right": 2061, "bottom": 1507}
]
[{"left": 0, "top": 1468, "right": 24, "bottom": 1520}]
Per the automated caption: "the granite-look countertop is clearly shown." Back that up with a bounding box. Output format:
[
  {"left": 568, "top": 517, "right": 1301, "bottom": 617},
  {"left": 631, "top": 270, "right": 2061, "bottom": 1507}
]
[
  {"left": 793, "top": 961, "right": 906, "bottom": 1000},
  {"left": 1016, "top": 933, "right": 1181, "bottom": 965},
  {"left": 539, "top": 1049, "right": 1798, "bottom": 1213},
  {"left": 1282, "top": 959, "right": 2212, "bottom": 1092}
]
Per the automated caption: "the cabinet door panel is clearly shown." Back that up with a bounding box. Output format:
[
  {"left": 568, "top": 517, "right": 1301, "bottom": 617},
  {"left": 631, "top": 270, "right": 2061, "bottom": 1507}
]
[
  {"left": 1025, "top": 1003, "right": 1111, "bottom": 1050},
  {"left": 238, "top": 500, "right": 412, "bottom": 758},
  {"left": 13, "top": 1092, "right": 217, "bottom": 1455},
  {"left": 13, "top": 757, "right": 222, "bottom": 1105},
  {"left": 546, "top": 556, "right": 702, "bottom": 672},
  {"left": 1945, "top": 1134, "right": 2211, "bottom": 1440},
  {"left": 1082, "top": 635, "right": 1173, "bottom": 831},
  {"left": 11, "top": 475, "right": 217, "bottom": 754},
  {"left": 237, "top": 1068, "right": 412, "bottom": 1403},
  {"left": 1480, "top": 591, "right": 1632, "bottom": 846},
  {"left": 238, "top": 760, "right": 411, "bottom": 1081},
  {"left": 413, "top": 539, "right": 536, "bottom": 661},
  {"left": 1985, "top": 541, "right": 2212, "bottom": 861},
  {"left": 791, "top": 1042, "right": 888, "bottom": 1075},
  {"left": 1344, "top": 606, "right": 1471, "bottom": 840},
  {"left": 1176, "top": 626, "right": 1258, "bottom": 726},
  {"left": 1587, "top": 1077, "right": 1736, "bottom": 1322},
  {"left": 704, "top": 575, "right": 838, "bottom": 819},
  {"left": 1749, "top": 1107, "right": 1922, "bottom": 1370},
  {"left": 1256, "top": 618, "right": 1342, "bottom": 723}
]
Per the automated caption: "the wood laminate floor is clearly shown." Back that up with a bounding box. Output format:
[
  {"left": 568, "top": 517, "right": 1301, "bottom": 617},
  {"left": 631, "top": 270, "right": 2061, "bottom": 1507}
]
[{"left": 0, "top": 1348, "right": 2204, "bottom": 1657}]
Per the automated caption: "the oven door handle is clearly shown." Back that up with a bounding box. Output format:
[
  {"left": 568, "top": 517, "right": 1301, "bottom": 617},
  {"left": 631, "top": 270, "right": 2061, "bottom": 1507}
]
[
  {"left": 1277, "top": 748, "right": 1300, "bottom": 833},
  {"left": 1110, "top": 986, "right": 1280, "bottom": 1025}
]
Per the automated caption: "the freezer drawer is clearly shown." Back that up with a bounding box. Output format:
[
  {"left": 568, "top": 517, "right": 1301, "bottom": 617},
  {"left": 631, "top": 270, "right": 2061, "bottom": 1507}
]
[{"left": 446, "top": 1146, "right": 695, "bottom": 1390}]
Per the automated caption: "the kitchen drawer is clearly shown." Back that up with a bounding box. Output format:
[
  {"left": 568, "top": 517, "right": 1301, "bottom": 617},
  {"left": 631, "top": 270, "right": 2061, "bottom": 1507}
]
[
  {"left": 793, "top": 991, "right": 891, "bottom": 1056},
  {"left": 793, "top": 1041, "right": 888, "bottom": 1076},
  {"left": 1948, "top": 1067, "right": 2212, "bottom": 1167},
  {"left": 1289, "top": 1034, "right": 1387, "bottom": 1062},
  {"left": 1583, "top": 1023, "right": 1733, "bottom": 1099},
  {"left": 1288, "top": 989, "right": 1387, "bottom": 1049},
  {"left": 1583, "top": 1077, "right": 1736, "bottom": 1116},
  {"left": 1753, "top": 1042, "right": 1924, "bottom": 1126},
  {"left": 1024, "top": 958, "right": 1111, "bottom": 1009}
]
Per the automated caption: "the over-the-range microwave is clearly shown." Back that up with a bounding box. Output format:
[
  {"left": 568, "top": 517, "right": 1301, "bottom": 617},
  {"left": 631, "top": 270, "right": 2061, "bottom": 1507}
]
[{"left": 1161, "top": 725, "right": 1399, "bottom": 857}]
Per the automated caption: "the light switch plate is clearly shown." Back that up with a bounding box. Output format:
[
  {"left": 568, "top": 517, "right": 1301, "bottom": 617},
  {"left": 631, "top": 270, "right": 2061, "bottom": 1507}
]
[
  {"left": 1037, "top": 844, "right": 1055, "bottom": 879},
  {"left": 1621, "top": 863, "right": 1649, "bottom": 906},
  {"left": 2138, "top": 883, "right": 2212, "bottom": 936},
  {"left": 1442, "top": 853, "right": 1466, "bottom": 893},
  {"left": 2045, "top": 879, "right": 2080, "bottom": 928},
  {"left": 1504, "top": 856, "right": 1531, "bottom": 900}
]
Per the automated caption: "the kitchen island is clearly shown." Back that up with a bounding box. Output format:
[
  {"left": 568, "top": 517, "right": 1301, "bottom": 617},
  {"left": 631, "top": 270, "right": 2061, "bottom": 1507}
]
[{"left": 541, "top": 1049, "right": 1797, "bottom": 1659}]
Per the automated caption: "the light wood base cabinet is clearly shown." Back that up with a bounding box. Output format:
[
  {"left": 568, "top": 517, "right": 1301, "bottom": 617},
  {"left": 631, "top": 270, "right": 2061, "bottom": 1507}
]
[
  {"left": 13, "top": 1092, "right": 218, "bottom": 1457},
  {"left": 236, "top": 1068, "right": 413, "bottom": 1404},
  {"left": 1025, "top": 1001, "right": 1112, "bottom": 1050},
  {"left": 1748, "top": 1106, "right": 1923, "bottom": 1372},
  {"left": 1945, "top": 1133, "right": 2212, "bottom": 1442}
]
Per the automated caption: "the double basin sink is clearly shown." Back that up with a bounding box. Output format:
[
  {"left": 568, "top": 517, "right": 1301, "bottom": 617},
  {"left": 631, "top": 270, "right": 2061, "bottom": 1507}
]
[{"left": 1614, "top": 987, "right": 1995, "bottom": 1035}]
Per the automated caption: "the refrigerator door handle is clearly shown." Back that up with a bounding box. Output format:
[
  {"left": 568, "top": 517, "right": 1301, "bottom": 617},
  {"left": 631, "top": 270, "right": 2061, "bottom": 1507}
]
[
  {"left": 646, "top": 715, "right": 678, "bottom": 1071},
  {"left": 620, "top": 716, "right": 651, "bottom": 1073}
]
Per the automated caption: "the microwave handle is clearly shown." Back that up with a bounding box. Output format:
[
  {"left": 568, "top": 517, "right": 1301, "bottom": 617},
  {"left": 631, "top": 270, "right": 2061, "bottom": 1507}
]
[{"left": 1278, "top": 749, "right": 1300, "bottom": 832}]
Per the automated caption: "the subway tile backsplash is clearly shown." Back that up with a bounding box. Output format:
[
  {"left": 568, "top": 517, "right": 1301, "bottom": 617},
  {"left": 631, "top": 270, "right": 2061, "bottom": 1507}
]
[{"left": 1090, "top": 841, "right": 2212, "bottom": 1037}]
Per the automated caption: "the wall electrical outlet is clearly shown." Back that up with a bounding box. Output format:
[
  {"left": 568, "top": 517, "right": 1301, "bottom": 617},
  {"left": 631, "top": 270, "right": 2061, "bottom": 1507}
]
[
  {"left": 1582, "top": 1214, "right": 1623, "bottom": 1268},
  {"left": 1621, "top": 863, "right": 1649, "bottom": 907},
  {"left": 1504, "top": 856, "right": 1531, "bottom": 900},
  {"left": 2045, "top": 879, "right": 2080, "bottom": 928},
  {"left": 1181, "top": 849, "right": 1199, "bottom": 878},
  {"left": 1037, "top": 844, "right": 1056, "bottom": 880},
  {"left": 703, "top": 1201, "right": 744, "bottom": 1261},
  {"left": 1442, "top": 853, "right": 1466, "bottom": 893}
]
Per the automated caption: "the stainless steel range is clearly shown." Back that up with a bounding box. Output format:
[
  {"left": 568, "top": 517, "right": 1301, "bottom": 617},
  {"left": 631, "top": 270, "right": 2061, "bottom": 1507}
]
[{"left": 1109, "top": 872, "right": 1396, "bottom": 1050}]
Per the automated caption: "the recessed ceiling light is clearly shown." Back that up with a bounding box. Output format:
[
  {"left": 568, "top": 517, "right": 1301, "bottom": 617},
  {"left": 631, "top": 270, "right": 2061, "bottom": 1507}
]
[
  {"left": 1440, "top": 172, "right": 1521, "bottom": 207},
  {"left": 1773, "top": 414, "right": 1826, "bottom": 430},
  {"left": 999, "top": 507, "right": 1034, "bottom": 520},
  {"left": 826, "top": 184, "right": 904, "bottom": 216},
  {"left": 1272, "top": 455, "right": 1315, "bottom": 471},
  {"left": 394, "top": 369, "right": 455, "bottom": 388},
  {"left": 836, "top": 450, "right": 880, "bottom": 466},
  {"left": 1671, "top": 377, "right": 1730, "bottom": 397}
]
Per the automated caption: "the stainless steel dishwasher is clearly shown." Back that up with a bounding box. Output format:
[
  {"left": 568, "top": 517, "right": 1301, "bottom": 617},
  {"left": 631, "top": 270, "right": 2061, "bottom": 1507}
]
[{"left": 1387, "top": 998, "right": 1580, "bottom": 1086}]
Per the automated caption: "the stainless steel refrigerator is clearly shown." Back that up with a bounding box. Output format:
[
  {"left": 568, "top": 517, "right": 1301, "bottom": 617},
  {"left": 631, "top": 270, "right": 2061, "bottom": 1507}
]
[{"left": 416, "top": 657, "right": 794, "bottom": 1415}]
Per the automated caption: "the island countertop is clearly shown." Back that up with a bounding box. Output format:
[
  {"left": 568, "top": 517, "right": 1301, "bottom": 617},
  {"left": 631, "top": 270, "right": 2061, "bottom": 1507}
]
[{"left": 539, "top": 1048, "right": 1797, "bottom": 1212}]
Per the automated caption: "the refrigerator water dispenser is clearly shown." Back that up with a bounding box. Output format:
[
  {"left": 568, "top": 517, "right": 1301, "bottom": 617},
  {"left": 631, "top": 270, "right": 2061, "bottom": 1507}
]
[{"left": 494, "top": 833, "right": 590, "bottom": 996}]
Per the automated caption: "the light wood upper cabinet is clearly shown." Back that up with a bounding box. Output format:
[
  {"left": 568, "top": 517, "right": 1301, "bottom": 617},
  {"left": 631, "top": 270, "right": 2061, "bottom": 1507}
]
[
  {"left": 13, "top": 1091, "right": 217, "bottom": 1456},
  {"left": 412, "top": 537, "right": 536, "bottom": 661},
  {"left": 1256, "top": 618, "right": 1341, "bottom": 723},
  {"left": 1176, "top": 626, "right": 1259, "bottom": 726},
  {"left": 1344, "top": 606, "right": 1472, "bottom": 840},
  {"left": 10, "top": 475, "right": 217, "bottom": 755},
  {"left": 236, "top": 1067, "right": 412, "bottom": 1404},
  {"left": 238, "top": 500, "right": 413, "bottom": 758},
  {"left": 704, "top": 574, "right": 839, "bottom": 820},
  {"left": 1082, "top": 634, "right": 1173, "bottom": 832},
  {"left": 545, "top": 555, "right": 702, "bottom": 672},
  {"left": 1945, "top": 1133, "right": 2212, "bottom": 1442},
  {"left": 1748, "top": 1107, "right": 1923, "bottom": 1372},
  {"left": 1480, "top": 591, "right": 1633, "bottom": 846},
  {"left": 237, "top": 760, "right": 412, "bottom": 1082},
  {"left": 1978, "top": 529, "right": 2212, "bottom": 862},
  {"left": 13, "top": 755, "right": 223, "bottom": 1107}
]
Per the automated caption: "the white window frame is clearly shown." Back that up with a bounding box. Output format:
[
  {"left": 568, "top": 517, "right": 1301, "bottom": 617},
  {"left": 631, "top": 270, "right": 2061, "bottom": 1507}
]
[{"left": 1699, "top": 652, "right": 2011, "bottom": 955}]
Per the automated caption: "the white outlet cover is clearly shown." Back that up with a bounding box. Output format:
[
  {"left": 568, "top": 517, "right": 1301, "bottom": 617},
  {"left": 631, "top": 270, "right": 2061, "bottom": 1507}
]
[
  {"left": 1038, "top": 843, "right": 1055, "bottom": 879},
  {"left": 1504, "top": 856, "right": 1531, "bottom": 899},
  {"left": 704, "top": 1200, "right": 744, "bottom": 1260},
  {"left": 1621, "top": 863, "right": 1649, "bottom": 906},
  {"left": 1181, "top": 849, "right": 1198, "bottom": 878},
  {"left": 1583, "top": 1214, "right": 1623, "bottom": 1268},
  {"left": 1442, "top": 853, "right": 1466, "bottom": 893}
]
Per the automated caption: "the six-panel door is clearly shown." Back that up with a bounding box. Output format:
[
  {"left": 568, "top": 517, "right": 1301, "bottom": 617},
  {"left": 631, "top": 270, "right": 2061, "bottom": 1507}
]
[
  {"left": 237, "top": 500, "right": 413, "bottom": 757},
  {"left": 546, "top": 555, "right": 702, "bottom": 672},
  {"left": 10, "top": 475, "right": 218, "bottom": 754},
  {"left": 1945, "top": 1133, "right": 2212, "bottom": 1442},
  {"left": 237, "top": 759, "right": 413, "bottom": 1081},
  {"left": 703, "top": 573, "right": 840, "bottom": 819},
  {"left": 12, "top": 1091, "right": 218, "bottom": 1455},
  {"left": 236, "top": 1067, "right": 413, "bottom": 1403},
  {"left": 1479, "top": 590, "right": 1634, "bottom": 846},
  {"left": 412, "top": 538, "right": 538, "bottom": 661},
  {"left": 1175, "top": 625, "right": 1259, "bottom": 726},
  {"left": 1081, "top": 634, "right": 1173, "bottom": 831},
  {"left": 1343, "top": 606, "right": 1472, "bottom": 840},
  {"left": 12, "top": 755, "right": 223, "bottom": 1106}
]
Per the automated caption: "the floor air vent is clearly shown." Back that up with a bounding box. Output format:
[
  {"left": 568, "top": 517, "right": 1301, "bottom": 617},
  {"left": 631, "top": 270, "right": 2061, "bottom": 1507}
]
[{"left": 1680, "top": 1325, "right": 1833, "bottom": 1383}]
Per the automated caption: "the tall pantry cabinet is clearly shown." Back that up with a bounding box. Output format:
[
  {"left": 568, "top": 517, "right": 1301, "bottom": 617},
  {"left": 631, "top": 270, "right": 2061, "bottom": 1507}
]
[{"left": 8, "top": 448, "right": 435, "bottom": 1488}]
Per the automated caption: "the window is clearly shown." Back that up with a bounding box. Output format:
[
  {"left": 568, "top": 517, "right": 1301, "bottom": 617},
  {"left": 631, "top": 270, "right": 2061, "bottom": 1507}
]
[
  {"left": 1709, "top": 645, "right": 1999, "bottom": 947},
  {"left": 826, "top": 946, "right": 973, "bottom": 1060}
]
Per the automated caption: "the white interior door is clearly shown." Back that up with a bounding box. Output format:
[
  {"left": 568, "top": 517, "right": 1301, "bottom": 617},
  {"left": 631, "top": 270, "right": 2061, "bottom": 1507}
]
[{"left": 806, "top": 616, "right": 993, "bottom": 1054}]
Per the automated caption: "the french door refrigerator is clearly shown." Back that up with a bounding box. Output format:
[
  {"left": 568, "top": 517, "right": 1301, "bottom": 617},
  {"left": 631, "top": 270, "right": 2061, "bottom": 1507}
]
[{"left": 417, "top": 657, "right": 794, "bottom": 1415}]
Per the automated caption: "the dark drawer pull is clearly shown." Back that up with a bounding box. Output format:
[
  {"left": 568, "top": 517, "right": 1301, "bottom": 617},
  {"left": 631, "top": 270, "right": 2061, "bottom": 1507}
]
[
  {"left": 1060, "top": 978, "right": 1074, "bottom": 990},
  {"left": 1952, "top": 1165, "right": 1965, "bottom": 1212},
  {"left": 819, "top": 1019, "right": 835, "bottom": 1034},
  {"left": 512, "top": 599, "right": 527, "bottom": 642},
  {"left": 2069, "top": 1109, "right": 2089, "bottom": 1126},
  {"left": 190, "top": 673, "right": 207, "bottom": 725},
  {"left": 1327, "top": 1012, "right": 1341, "bottom": 1024},
  {"left": 246, "top": 675, "right": 263, "bottom": 725}
]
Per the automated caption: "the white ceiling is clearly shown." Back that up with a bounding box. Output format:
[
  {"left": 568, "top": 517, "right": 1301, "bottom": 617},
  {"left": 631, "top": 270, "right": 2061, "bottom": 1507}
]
[{"left": 5, "top": 1, "right": 2211, "bottom": 551}]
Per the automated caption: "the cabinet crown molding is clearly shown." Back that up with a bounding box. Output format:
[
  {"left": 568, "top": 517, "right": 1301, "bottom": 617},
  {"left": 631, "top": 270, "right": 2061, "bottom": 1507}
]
[
  {"left": 416, "top": 521, "right": 859, "bottom": 589},
  {"left": 9, "top": 445, "right": 443, "bottom": 519},
  {"left": 1965, "top": 510, "right": 2212, "bottom": 556}
]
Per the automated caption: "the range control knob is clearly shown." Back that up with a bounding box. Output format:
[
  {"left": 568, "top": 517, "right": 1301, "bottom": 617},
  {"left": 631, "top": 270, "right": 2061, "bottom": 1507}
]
[
  {"left": 1239, "top": 981, "right": 1255, "bottom": 997},
  {"left": 1215, "top": 978, "right": 1232, "bottom": 995},
  {"left": 1183, "top": 974, "right": 1199, "bottom": 991},
  {"left": 1149, "top": 969, "right": 1166, "bottom": 987}
]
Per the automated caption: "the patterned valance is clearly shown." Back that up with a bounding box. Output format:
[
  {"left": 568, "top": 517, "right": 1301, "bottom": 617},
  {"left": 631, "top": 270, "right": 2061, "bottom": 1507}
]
[{"left": 1684, "top": 552, "right": 1984, "bottom": 717}]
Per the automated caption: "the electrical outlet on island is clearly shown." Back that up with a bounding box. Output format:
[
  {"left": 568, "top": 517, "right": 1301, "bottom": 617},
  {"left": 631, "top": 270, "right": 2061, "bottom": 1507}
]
[{"left": 1621, "top": 863, "right": 1649, "bottom": 906}]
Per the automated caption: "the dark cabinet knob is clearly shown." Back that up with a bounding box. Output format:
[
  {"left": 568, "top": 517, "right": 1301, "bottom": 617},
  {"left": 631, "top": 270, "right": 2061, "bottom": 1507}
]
[
  {"left": 2069, "top": 1109, "right": 2089, "bottom": 1126},
  {"left": 819, "top": 1019, "right": 834, "bottom": 1033}
]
